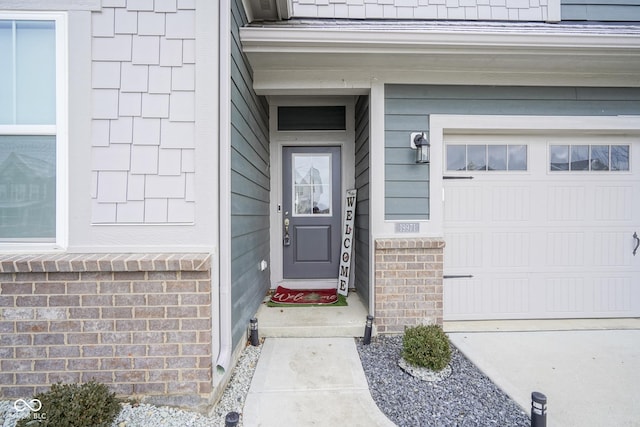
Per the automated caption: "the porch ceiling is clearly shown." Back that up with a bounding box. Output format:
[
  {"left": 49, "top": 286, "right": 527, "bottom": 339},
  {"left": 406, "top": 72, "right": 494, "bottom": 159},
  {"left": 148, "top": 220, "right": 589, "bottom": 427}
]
[{"left": 240, "top": 20, "right": 640, "bottom": 93}]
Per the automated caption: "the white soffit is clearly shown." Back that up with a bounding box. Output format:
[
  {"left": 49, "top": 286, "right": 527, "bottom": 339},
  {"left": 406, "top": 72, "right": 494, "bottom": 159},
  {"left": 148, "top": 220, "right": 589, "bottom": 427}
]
[
  {"left": 240, "top": 21, "right": 640, "bottom": 89},
  {"left": 242, "top": 0, "right": 290, "bottom": 22}
]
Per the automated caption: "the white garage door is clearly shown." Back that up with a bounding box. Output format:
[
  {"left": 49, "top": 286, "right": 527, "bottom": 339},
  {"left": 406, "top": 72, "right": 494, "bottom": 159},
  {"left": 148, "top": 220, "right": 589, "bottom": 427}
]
[{"left": 443, "top": 134, "right": 640, "bottom": 320}]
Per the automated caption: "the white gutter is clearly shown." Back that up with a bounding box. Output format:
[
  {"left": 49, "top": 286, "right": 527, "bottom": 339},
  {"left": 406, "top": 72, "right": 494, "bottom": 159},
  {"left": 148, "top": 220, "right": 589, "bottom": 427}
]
[
  {"left": 241, "top": 25, "right": 640, "bottom": 55},
  {"left": 216, "top": 0, "right": 233, "bottom": 374}
]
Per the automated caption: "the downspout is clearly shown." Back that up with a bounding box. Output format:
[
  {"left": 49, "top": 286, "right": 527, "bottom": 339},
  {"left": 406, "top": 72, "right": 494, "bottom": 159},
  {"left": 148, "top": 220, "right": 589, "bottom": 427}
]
[{"left": 216, "top": 0, "right": 233, "bottom": 374}]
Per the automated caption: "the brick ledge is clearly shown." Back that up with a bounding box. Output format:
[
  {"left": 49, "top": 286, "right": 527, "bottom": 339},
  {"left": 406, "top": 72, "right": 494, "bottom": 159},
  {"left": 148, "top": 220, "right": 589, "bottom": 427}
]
[
  {"left": 375, "top": 238, "right": 445, "bottom": 250},
  {"left": 0, "top": 253, "right": 211, "bottom": 273}
]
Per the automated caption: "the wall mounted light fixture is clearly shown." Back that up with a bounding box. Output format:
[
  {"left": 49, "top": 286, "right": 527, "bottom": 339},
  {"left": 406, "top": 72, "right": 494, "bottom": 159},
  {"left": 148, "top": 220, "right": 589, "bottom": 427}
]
[{"left": 410, "top": 132, "right": 430, "bottom": 164}]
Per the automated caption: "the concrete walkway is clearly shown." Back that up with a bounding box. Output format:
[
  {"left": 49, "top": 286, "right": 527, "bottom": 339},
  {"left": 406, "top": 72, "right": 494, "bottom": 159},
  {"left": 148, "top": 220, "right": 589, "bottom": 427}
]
[
  {"left": 243, "top": 309, "right": 639, "bottom": 426},
  {"left": 449, "top": 329, "right": 640, "bottom": 427},
  {"left": 242, "top": 337, "right": 395, "bottom": 427}
]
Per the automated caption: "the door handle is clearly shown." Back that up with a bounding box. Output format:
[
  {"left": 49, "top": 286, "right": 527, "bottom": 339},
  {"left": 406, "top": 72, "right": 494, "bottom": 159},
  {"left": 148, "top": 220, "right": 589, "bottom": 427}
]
[
  {"left": 633, "top": 232, "right": 639, "bottom": 256},
  {"left": 283, "top": 216, "right": 291, "bottom": 247}
]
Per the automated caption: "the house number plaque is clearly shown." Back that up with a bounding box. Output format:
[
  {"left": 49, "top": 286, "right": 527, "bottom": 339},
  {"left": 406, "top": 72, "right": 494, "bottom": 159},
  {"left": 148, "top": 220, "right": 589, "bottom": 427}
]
[{"left": 395, "top": 222, "right": 420, "bottom": 233}]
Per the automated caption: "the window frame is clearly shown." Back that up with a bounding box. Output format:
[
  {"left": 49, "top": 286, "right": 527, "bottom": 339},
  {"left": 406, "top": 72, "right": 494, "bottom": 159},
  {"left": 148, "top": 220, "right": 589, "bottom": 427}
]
[
  {"left": 0, "top": 11, "right": 68, "bottom": 250},
  {"left": 549, "top": 143, "right": 631, "bottom": 173},
  {"left": 445, "top": 143, "right": 529, "bottom": 172},
  {"left": 291, "top": 152, "right": 333, "bottom": 217}
]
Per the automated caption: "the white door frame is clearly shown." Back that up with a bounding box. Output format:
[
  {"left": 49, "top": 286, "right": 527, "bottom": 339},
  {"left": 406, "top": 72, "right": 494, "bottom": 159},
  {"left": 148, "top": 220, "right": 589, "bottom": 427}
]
[{"left": 268, "top": 96, "right": 356, "bottom": 289}]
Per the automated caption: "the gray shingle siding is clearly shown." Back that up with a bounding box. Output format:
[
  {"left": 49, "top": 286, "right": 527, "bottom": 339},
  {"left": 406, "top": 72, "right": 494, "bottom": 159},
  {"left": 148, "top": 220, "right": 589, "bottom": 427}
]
[
  {"left": 385, "top": 85, "right": 640, "bottom": 220},
  {"left": 230, "top": 0, "right": 270, "bottom": 346}
]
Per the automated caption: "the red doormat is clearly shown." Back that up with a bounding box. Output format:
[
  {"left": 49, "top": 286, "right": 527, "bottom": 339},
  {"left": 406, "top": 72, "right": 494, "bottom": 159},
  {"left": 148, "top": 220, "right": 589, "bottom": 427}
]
[{"left": 268, "top": 286, "right": 346, "bottom": 306}]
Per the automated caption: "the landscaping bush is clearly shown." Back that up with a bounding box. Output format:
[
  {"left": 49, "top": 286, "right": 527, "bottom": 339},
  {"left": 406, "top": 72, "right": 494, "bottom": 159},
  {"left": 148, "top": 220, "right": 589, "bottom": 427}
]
[
  {"left": 17, "top": 381, "right": 121, "bottom": 427},
  {"left": 402, "top": 324, "right": 451, "bottom": 371}
]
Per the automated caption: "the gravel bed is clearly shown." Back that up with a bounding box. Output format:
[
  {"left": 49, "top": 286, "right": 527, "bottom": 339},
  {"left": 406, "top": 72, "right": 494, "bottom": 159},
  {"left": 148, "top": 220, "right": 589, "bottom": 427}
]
[
  {"left": 207, "top": 343, "right": 262, "bottom": 426},
  {"left": 0, "top": 344, "right": 261, "bottom": 427},
  {"left": 1, "top": 337, "right": 530, "bottom": 427},
  {"left": 356, "top": 335, "right": 531, "bottom": 427}
]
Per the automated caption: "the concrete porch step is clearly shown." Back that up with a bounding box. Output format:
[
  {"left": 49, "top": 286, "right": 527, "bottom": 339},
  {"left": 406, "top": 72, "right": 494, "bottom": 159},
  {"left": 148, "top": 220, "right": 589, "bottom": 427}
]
[{"left": 254, "top": 292, "right": 373, "bottom": 338}]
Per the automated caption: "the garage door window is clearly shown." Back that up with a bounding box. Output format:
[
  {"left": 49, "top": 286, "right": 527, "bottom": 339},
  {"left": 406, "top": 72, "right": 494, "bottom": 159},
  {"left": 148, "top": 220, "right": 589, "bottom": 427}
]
[
  {"left": 550, "top": 144, "right": 630, "bottom": 172},
  {"left": 446, "top": 144, "right": 527, "bottom": 171}
]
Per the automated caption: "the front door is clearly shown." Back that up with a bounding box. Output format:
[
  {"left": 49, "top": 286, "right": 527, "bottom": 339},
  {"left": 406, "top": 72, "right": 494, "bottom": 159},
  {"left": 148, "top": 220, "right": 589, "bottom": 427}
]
[{"left": 282, "top": 146, "right": 341, "bottom": 279}]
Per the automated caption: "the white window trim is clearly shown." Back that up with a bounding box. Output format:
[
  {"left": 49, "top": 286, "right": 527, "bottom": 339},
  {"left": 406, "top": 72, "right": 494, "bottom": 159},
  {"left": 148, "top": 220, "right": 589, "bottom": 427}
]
[{"left": 0, "top": 11, "right": 68, "bottom": 251}]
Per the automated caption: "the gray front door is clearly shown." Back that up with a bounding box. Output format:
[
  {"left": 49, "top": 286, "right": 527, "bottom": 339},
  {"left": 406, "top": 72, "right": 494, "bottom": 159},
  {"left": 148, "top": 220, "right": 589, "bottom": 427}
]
[{"left": 282, "top": 146, "right": 341, "bottom": 279}]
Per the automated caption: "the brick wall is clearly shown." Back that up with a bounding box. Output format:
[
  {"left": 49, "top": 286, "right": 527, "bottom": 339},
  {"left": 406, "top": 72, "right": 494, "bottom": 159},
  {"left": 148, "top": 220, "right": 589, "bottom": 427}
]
[
  {"left": 0, "top": 253, "right": 212, "bottom": 410},
  {"left": 374, "top": 238, "right": 444, "bottom": 333}
]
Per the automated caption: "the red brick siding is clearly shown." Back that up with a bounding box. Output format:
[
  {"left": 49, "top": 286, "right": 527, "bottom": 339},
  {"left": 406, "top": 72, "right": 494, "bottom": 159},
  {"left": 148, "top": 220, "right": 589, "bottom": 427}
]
[{"left": 374, "top": 239, "right": 444, "bottom": 333}]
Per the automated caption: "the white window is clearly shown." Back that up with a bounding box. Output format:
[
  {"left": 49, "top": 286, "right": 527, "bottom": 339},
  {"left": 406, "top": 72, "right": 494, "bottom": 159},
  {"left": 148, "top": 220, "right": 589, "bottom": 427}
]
[
  {"left": 0, "top": 12, "right": 67, "bottom": 247},
  {"left": 550, "top": 144, "right": 630, "bottom": 172},
  {"left": 446, "top": 144, "right": 528, "bottom": 172}
]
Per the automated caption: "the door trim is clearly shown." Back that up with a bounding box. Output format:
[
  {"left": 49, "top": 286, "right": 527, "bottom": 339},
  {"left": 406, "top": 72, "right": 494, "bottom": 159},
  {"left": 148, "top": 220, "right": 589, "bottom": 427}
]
[{"left": 268, "top": 96, "right": 356, "bottom": 289}]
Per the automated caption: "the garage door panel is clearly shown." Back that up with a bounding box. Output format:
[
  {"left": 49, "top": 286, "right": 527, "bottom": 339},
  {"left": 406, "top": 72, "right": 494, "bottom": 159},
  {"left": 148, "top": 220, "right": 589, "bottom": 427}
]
[
  {"left": 443, "top": 134, "right": 640, "bottom": 321},
  {"left": 490, "top": 278, "right": 531, "bottom": 314},
  {"left": 491, "top": 186, "right": 531, "bottom": 222},
  {"left": 593, "top": 277, "right": 633, "bottom": 314},
  {"left": 444, "top": 276, "right": 534, "bottom": 320},
  {"left": 546, "top": 232, "right": 585, "bottom": 267},
  {"left": 545, "top": 277, "right": 587, "bottom": 314},
  {"left": 547, "top": 186, "right": 586, "bottom": 222},
  {"left": 444, "top": 232, "right": 483, "bottom": 269},
  {"left": 592, "top": 231, "right": 634, "bottom": 266},
  {"left": 445, "top": 275, "right": 638, "bottom": 320},
  {"left": 444, "top": 279, "right": 485, "bottom": 317},
  {"left": 490, "top": 232, "right": 530, "bottom": 268},
  {"left": 444, "top": 185, "right": 484, "bottom": 222},
  {"left": 593, "top": 185, "right": 633, "bottom": 221}
]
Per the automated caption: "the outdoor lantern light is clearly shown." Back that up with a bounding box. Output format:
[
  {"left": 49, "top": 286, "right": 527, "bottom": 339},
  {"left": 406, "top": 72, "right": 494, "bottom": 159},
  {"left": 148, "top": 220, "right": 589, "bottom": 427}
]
[
  {"left": 249, "top": 317, "right": 259, "bottom": 346},
  {"left": 363, "top": 315, "right": 374, "bottom": 345},
  {"left": 411, "top": 132, "right": 430, "bottom": 164},
  {"left": 531, "top": 391, "right": 547, "bottom": 427},
  {"left": 225, "top": 411, "right": 240, "bottom": 427}
]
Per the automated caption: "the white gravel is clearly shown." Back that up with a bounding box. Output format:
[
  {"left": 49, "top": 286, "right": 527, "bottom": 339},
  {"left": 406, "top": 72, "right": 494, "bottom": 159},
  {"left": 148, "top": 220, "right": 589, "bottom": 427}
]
[{"left": 0, "top": 343, "right": 261, "bottom": 427}]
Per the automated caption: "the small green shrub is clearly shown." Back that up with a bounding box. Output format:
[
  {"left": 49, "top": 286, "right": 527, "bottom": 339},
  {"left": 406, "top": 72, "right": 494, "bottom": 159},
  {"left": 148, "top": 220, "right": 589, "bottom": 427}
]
[
  {"left": 17, "top": 381, "right": 122, "bottom": 427},
  {"left": 402, "top": 324, "right": 451, "bottom": 371}
]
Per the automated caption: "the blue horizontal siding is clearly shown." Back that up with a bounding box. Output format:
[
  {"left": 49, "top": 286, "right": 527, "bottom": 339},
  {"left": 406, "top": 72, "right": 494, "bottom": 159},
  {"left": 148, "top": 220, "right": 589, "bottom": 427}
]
[
  {"left": 384, "top": 84, "right": 640, "bottom": 221},
  {"left": 354, "top": 95, "right": 370, "bottom": 302},
  {"left": 561, "top": 0, "right": 640, "bottom": 21},
  {"left": 230, "top": 0, "right": 270, "bottom": 347}
]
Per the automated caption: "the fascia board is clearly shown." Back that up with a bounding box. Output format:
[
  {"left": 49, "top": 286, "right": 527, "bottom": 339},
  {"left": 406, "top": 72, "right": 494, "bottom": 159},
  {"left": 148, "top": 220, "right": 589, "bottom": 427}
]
[
  {"left": 431, "top": 115, "right": 640, "bottom": 134},
  {"left": 240, "top": 27, "right": 640, "bottom": 56}
]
